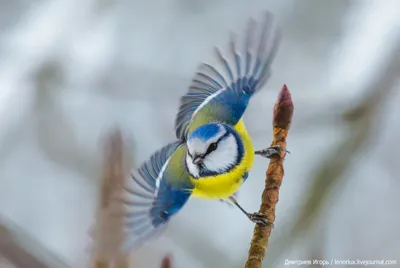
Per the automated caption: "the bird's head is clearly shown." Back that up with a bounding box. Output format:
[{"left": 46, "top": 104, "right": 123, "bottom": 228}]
[{"left": 185, "top": 123, "right": 244, "bottom": 178}]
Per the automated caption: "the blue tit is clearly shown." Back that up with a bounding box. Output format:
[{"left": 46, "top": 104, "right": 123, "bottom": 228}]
[{"left": 107, "top": 11, "right": 281, "bottom": 253}]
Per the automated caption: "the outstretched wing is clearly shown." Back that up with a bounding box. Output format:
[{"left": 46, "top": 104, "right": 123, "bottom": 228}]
[
  {"left": 175, "top": 11, "right": 281, "bottom": 140},
  {"left": 93, "top": 140, "right": 193, "bottom": 254}
]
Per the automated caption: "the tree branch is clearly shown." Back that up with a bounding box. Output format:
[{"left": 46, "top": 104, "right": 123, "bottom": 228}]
[
  {"left": 245, "top": 84, "right": 294, "bottom": 268},
  {"left": 160, "top": 255, "right": 173, "bottom": 268},
  {"left": 262, "top": 41, "right": 400, "bottom": 267},
  {"left": 91, "top": 128, "right": 131, "bottom": 268}
]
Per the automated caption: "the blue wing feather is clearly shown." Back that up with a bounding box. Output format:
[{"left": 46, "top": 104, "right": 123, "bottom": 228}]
[
  {"left": 104, "top": 140, "right": 192, "bottom": 252},
  {"left": 175, "top": 11, "right": 281, "bottom": 140},
  {"left": 137, "top": 141, "right": 181, "bottom": 190}
]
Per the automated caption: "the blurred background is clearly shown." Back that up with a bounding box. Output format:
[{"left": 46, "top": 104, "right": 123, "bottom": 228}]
[{"left": 0, "top": 0, "right": 399, "bottom": 267}]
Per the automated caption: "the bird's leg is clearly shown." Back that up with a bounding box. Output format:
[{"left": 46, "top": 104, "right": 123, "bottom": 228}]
[
  {"left": 219, "top": 198, "right": 234, "bottom": 207},
  {"left": 228, "top": 196, "right": 273, "bottom": 227},
  {"left": 219, "top": 191, "right": 238, "bottom": 207},
  {"left": 255, "top": 145, "right": 290, "bottom": 159}
]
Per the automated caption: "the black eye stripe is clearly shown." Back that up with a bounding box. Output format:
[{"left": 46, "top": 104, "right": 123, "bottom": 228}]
[
  {"left": 215, "top": 131, "right": 230, "bottom": 144},
  {"left": 203, "top": 132, "right": 230, "bottom": 157},
  {"left": 205, "top": 142, "right": 217, "bottom": 155}
]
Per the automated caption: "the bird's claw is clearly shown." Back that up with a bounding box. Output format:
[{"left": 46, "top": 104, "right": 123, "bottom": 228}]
[
  {"left": 255, "top": 145, "right": 290, "bottom": 159},
  {"left": 248, "top": 212, "right": 274, "bottom": 228}
]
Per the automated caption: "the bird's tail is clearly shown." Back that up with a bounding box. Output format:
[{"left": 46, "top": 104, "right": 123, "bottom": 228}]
[{"left": 90, "top": 141, "right": 183, "bottom": 258}]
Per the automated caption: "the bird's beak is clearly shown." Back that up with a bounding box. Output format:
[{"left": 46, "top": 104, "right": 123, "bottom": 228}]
[{"left": 192, "top": 155, "right": 204, "bottom": 165}]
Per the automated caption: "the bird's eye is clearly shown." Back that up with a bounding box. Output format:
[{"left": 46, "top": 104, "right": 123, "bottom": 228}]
[{"left": 205, "top": 142, "right": 218, "bottom": 155}]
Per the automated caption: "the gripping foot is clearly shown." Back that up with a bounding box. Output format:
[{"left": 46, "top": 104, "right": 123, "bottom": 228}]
[
  {"left": 247, "top": 212, "right": 274, "bottom": 228},
  {"left": 255, "top": 145, "right": 290, "bottom": 159}
]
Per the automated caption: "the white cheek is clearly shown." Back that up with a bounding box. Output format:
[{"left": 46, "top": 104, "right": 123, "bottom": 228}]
[
  {"left": 203, "top": 135, "right": 238, "bottom": 172},
  {"left": 186, "top": 154, "right": 200, "bottom": 177}
]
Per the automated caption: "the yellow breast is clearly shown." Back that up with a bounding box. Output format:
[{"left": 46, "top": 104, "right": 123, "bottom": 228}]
[{"left": 190, "top": 119, "right": 254, "bottom": 199}]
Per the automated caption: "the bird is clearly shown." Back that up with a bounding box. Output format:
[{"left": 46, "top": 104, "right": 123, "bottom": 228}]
[{"left": 98, "top": 10, "right": 282, "bottom": 253}]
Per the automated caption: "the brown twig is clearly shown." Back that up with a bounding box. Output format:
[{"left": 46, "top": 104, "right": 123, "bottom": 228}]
[
  {"left": 245, "top": 84, "right": 294, "bottom": 268},
  {"left": 160, "top": 255, "right": 173, "bottom": 268},
  {"left": 92, "top": 128, "right": 131, "bottom": 268},
  {"left": 262, "top": 41, "right": 400, "bottom": 267}
]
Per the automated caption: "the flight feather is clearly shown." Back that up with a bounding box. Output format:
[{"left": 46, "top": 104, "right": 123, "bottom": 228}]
[{"left": 175, "top": 11, "right": 281, "bottom": 140}]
